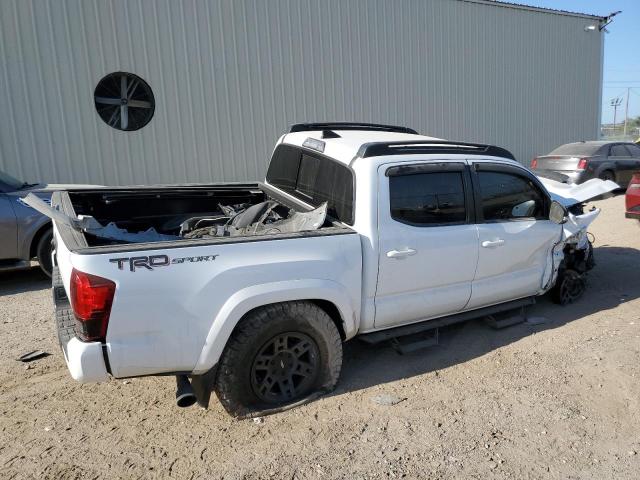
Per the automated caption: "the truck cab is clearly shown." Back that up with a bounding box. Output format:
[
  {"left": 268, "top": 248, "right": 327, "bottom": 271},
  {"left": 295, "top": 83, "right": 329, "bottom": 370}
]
[{"left": 276, "top": 126, "right": 561, "bottom": 332}]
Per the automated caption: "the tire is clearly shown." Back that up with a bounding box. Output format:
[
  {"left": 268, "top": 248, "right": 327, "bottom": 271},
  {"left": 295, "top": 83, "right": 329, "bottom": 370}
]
[
  {"left": 551, "top": 269, "right": 586, "bottom": 305},
  {"left": 599, "top": 170, "right": 615, "bottom": 182},
  {"left": 36, "top": 229, "right": 53, "bottom": 278},
  {"left": 214, "top": 301, "right": 342, "bottom": 418}
]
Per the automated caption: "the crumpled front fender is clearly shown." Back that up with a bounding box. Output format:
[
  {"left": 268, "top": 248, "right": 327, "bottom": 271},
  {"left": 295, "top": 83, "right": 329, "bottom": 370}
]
[
  {"left": 540, "top": 208, "right": 601, "bottom": 293},
  {"left": 563, "top": 209, "right": 600, "bottom": 249}
]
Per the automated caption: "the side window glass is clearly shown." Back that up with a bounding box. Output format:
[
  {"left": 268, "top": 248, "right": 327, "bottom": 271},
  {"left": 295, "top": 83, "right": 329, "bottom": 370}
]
[
  {"left": 610, "top": 145, "right": 631, "bottom": 157},
  {"left": 389, "top": 171, "right": 466, "bottom": 226},
  {"left": 625, "top": 144, "right": 640, "bottom": 157},
  {"left": 477, "top": 171, "right": 545, "bottom": 221}
]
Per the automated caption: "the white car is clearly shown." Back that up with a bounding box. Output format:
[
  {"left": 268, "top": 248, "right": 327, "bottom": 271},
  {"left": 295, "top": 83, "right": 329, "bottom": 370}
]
[{"left": 28, "top": 123, "right": 617, "bottom": 418}]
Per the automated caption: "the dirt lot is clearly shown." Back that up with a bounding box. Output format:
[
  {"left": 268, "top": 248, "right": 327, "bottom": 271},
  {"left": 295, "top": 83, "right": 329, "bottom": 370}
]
[{"left": 1, "top": 194, "right": 639, "bottom": 479}]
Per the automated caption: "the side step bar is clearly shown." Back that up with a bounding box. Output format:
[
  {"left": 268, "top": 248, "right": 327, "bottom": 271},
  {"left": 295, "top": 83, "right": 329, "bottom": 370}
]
[{"left": 359, "top": 297, "right": 536, "bottom": 345}]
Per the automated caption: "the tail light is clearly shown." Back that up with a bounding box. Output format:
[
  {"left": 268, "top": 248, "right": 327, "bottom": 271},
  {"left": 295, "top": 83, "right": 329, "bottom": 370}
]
[
  {"left": 629, "top": 174, "right": 640, "bottom": 189},
  {"left": 70, "top": 269, "right": 116, "bottom": 342},
  {"left": 577, "top": 158, "right": 588, "bottom": 170},
  {"left": 530, "top": 158, "right": 538, "bottom": 169}
]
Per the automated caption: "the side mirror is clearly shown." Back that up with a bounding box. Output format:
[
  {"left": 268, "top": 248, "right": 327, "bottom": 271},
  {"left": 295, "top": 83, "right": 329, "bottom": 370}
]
[
  {"left": 511, "top": 200, "right": 536, "bottom": 218},
  {"left": 549, "top": 200, "right": 568, "bottom": 224}
]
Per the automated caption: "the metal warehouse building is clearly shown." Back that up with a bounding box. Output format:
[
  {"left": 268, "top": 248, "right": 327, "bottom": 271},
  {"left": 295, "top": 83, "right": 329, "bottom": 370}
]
[{"left": 0, "top": 0, "right": 605, "bottom": 185}]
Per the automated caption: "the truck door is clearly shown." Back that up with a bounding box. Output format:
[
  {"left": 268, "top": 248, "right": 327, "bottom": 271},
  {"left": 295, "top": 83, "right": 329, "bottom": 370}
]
[
  {"left": 466, "top": 162, "right": 561, "bottom": 310},
  {"left": 0, "top": 194, "right": 18, "bottom": 260},
  {"left": 375, "top": 162, "right": 479, "bottom": 329}
]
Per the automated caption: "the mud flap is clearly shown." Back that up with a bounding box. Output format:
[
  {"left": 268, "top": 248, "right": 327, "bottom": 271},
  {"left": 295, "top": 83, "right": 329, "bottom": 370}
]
[{"left": 189, "top": 366, "right": 219, "bottom": 409}]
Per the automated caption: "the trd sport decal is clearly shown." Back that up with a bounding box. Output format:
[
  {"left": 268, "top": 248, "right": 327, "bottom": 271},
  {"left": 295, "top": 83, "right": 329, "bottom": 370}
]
[{"left": 110, "top": 254, "right": 219, "bottom": 272}]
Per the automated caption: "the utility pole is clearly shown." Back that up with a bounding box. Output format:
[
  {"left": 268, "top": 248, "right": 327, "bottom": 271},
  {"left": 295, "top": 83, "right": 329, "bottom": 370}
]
[
  {"left": 623, "top": 87, "right": 630, "bottom": 137},
  {"left": 611, "top": 97, "right": 623, "bottom": 133}
]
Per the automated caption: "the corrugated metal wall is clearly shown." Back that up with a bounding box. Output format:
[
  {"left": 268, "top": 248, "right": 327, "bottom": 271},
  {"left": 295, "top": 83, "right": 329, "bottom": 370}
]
[{"left": 0, "top": 0, "right": 603, "bottom": 185}]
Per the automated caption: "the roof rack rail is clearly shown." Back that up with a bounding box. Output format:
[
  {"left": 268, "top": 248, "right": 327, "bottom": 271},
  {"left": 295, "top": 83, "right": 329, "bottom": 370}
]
[
  {"left": 357, "top": 141, "right": 515, "bottom": 160},
  {"left": 289, "top": 122, "right": 418, "bottom": 135}
]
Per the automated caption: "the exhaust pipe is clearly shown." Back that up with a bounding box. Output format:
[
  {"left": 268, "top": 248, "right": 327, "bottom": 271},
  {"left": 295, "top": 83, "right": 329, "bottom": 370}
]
[{"left": 175, "top": 375, "right": 197, "bottom": 408}]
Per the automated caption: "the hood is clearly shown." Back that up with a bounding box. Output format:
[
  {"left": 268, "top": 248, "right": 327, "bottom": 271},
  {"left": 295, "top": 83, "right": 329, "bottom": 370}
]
[{"left": 537, "top": 177, "right": 619, "bottom": 207}]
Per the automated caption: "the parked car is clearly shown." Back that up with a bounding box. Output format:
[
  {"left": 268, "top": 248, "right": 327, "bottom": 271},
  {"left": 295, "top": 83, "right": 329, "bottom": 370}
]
[
  {"left": 625, "top": 172, "right": 640, "bottom": 220},
  {"left": 0, "top": 170, "right": 55, "bottom": 276},
  {"left": 531, "top": 141, "right": 640, "bottom": 187},
  {"left": 0, "top": 170, "right": 100, "bottom": 276},
  {"left": 27, "top": 123, "right": 617, "bottom": 418}
]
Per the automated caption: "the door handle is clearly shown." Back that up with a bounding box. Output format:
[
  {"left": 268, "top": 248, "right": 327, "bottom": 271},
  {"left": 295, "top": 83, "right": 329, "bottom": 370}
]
[
  {"left": 481, "top": 239, "right": 505, "bottom": 248},
  {"left": 386, "top": 248, "right": 417, "bottom": 259}
]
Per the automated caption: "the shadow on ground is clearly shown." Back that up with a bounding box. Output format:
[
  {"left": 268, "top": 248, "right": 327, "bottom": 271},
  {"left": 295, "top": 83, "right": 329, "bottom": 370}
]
[
  {"left": 335, "top": 245, "right": 640, "bottom": 395},
  {"left": 0, "top": 267, "right": 50, "bottom": 296}
]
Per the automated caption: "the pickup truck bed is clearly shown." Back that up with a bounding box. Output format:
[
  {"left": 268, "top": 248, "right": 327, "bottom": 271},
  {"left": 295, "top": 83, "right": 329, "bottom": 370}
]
[
  {"left": 54, "top": 183, "right": 349, "bottom": 251},
  {"left": 48, "top": 183, "right": 360, "bottom": 382}
]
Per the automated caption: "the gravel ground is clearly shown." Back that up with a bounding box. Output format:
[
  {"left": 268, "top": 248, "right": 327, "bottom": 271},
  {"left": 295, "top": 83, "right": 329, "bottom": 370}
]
[{"left": 0, "top": 194, "right": 638, "bottom": 479}]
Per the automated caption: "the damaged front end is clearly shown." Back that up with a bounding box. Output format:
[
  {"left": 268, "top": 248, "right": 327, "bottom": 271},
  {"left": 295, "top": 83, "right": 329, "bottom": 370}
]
[
  {"left": 539, "top": 177, "right": 618, "bottom": 305},
  {"left": 548, "top": 206, "right": 598, "bottom": 305}
]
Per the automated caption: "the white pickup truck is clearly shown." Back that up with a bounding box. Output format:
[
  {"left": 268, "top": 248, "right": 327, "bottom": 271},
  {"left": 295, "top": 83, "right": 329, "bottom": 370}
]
[{"left": 27, "top": 123, "right": 617, "bottom": 418}]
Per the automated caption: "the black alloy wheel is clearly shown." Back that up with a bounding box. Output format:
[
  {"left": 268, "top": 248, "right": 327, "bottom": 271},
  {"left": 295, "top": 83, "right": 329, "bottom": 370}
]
[
  {"left": 556, "top": 269, "right": 586, "bottom": 305},
  {"left": 250, "top": 332, "right": 320, "bottom": 403}
]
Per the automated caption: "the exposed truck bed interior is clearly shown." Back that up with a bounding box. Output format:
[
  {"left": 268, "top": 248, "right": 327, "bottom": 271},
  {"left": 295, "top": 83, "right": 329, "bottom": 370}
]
[{"left": 65, "top": 184, "right": 335, "bottom": 247}]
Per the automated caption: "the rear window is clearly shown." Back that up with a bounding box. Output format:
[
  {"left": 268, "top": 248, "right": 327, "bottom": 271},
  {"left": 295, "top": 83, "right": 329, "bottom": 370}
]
[
  {"left": 548, "top": 144, "right": 602, "bottom": 156},
  {"left": 266, "top": 144, "right": 354, "bottom": 224}
]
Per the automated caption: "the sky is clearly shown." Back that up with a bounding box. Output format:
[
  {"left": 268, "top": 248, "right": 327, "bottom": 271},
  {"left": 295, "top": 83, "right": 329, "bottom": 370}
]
[{"left": 507, "top": 0, "right": 639, "bottom": 124}]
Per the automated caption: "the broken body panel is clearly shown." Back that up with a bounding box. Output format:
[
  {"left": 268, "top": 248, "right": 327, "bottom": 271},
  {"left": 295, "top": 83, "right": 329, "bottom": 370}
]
[
  {"left": 25, "top": 184, "right": 330, "bottom": 245},
  {"left": 538, "top": 177, "right": 619, "bottom": 207}
]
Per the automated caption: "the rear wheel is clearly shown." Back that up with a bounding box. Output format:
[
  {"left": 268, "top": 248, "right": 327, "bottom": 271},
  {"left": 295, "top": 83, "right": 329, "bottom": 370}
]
[
  {"left": 36, "top": 229, "right": 53, "bottom": 277},
  {"left": 214, "top": 301, "right": 342, "bottom": 418},
  {"left": 599, "top": 170, "right": 615, "bottom": 182}
]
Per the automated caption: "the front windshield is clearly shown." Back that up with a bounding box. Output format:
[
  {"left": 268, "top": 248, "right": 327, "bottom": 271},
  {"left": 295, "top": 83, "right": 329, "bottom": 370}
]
[{"left": 0, "top": 170, "right": 25, "bottom": 190}]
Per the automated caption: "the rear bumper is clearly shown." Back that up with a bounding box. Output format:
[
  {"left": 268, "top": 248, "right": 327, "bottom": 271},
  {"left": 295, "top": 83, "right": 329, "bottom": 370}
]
[
  {"left": 64, "top": 338, "right": 109, "bottom": 382},
  {"left": 52, "top": 265, "right": 109, "bottom": 383}
]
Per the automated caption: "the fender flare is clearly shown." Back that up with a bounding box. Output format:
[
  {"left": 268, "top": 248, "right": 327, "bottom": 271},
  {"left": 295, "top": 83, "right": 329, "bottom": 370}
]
[{"left": 192, "top": 279, "right": 357, "bottom": 374}]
